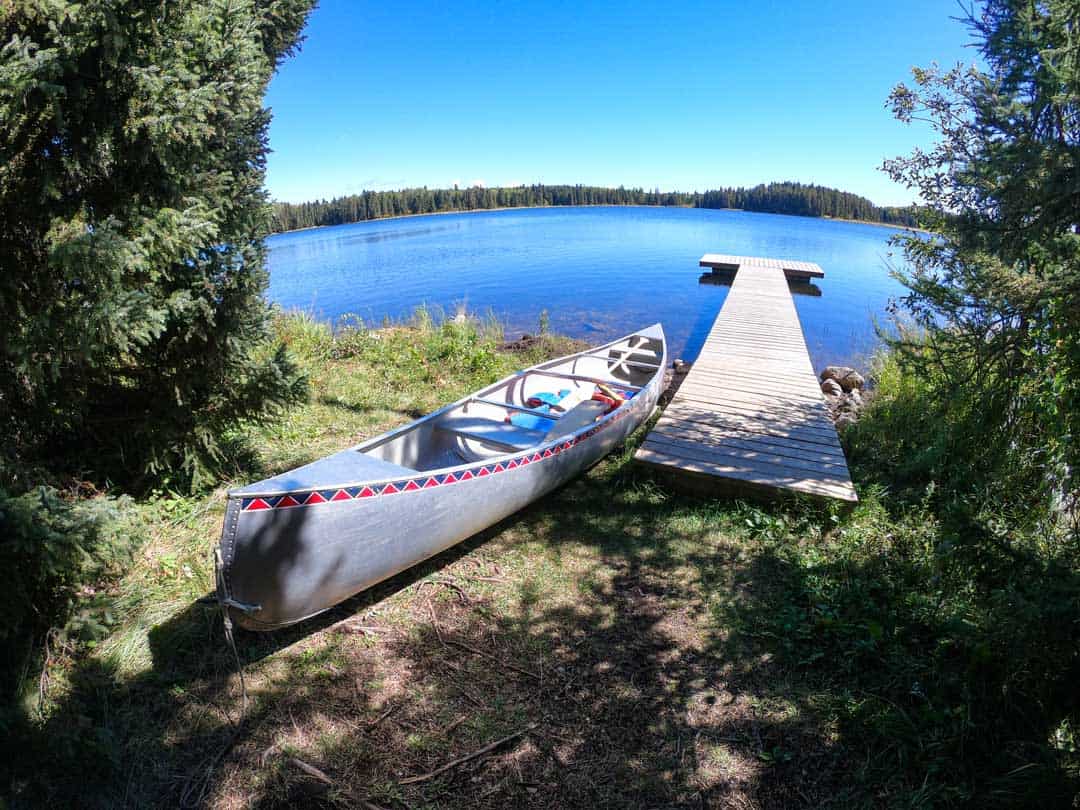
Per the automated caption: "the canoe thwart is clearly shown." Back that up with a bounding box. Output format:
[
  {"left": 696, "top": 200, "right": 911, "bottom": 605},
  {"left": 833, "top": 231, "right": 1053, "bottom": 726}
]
[{"left": 470, "top": 397, "right": 561, "bottom": 419}]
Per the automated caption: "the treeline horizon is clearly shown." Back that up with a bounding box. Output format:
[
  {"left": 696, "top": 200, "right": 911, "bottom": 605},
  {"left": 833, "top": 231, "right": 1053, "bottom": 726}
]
[{"left": 270, "top": 181, "right": 919, "bottom": 233}]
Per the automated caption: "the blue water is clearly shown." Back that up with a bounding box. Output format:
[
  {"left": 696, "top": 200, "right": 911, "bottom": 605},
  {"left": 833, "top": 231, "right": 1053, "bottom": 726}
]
[{"left": 267, "top": 206, "right": 909, "bottom": 370}]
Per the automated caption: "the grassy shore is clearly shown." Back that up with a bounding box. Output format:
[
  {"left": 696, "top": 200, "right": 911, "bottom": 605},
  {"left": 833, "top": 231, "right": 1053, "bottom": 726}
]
[{"left": 6, "top": 311, "right": 1076, "bottom": 808}]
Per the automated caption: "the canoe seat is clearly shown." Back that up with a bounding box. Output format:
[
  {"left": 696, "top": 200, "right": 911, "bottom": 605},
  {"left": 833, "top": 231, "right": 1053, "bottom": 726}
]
[
  {"left": 437, "top": 416, "right": 546, "bottom": 451},
  {"left": 542, "top": 400, "right": 609, "bottom": 440}
]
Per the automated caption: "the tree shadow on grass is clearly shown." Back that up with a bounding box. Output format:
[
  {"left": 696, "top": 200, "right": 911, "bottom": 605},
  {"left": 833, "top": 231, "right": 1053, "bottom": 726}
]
[
  {"left": 16, "top": 438, "right": 1077, "bottom": 808},
  {"left": 187, "top": 479, "right": 857, "bottom": 808},
  {"left": 5, "top": 459, "right": 851, "bottom": 808},
  {"left": 0, "top": 469, "right": 765, "bottom": 807},
  {"left": 317, "top": 396, "right": 425, "bottom": 420},
  {"left": 5, "top": 490, "right": 576, "bottom": 807}
]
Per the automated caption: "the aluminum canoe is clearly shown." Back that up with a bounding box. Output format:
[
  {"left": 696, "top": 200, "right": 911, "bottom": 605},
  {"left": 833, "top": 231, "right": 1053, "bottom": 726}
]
[{"left": 216, "top": 323, "right": 667, "bottom": 630}]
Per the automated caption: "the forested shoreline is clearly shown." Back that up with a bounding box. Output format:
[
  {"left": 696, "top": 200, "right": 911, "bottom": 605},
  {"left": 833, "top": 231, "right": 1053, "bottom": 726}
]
[{"left": 271, "top": 181, "right": 919, "bottom": 232}]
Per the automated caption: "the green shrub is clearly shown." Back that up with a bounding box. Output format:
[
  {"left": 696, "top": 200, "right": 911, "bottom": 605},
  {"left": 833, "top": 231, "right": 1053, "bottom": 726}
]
[
  {"left": 727, "top": 351, "right": 1080, "bottom": 804},
  {"left": 0, "top": 484, "right": 136, "bottom": 797},
  {"left": 0, "top": 487, "right": 135, "bottom": 698},
  {"left": 846, "top": 345, "right": 1057, "bottom": 527},
  {"left": 272, "top": 308, "right": 336, "bottom": 362}
]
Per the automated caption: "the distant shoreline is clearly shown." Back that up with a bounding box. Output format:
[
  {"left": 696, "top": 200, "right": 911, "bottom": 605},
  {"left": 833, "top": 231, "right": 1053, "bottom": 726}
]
[
  {"left": 268, "top": 204, "right": 924, "bottom": 237},
  {"left": 822, "top": 214, "right": 930, "bottom": 233}
]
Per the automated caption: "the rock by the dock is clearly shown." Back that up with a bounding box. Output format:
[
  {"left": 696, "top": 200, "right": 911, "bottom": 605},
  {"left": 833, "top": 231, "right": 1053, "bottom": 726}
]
[
  {"left": 820, "top": 364, "right": 870, "bottom": 430},
  {"left": 821, "top": 365, "right": 865, "bottom": 392},
  {"left": 673, "top": 359, "right": 691, "bottom": 374},
  {"left": 821, "top": 378, "right": 843, "bottom": 397},
  {"left": 841, "top": 371, "right": 865, "bottom": 391}
]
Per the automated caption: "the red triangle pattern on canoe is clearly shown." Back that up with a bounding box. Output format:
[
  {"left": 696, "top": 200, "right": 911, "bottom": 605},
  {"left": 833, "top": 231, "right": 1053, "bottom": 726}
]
[{"left": 239, "top": 399, "right": 636, "bottom": 511}]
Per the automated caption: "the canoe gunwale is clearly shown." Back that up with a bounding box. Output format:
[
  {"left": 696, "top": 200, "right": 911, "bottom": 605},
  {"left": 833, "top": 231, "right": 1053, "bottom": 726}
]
[{"left": 226, "top": 325, "right": 666, "bottom": 500}]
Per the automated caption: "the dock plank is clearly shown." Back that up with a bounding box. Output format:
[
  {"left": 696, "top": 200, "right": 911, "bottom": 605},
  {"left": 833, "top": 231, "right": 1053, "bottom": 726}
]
[
  {"left": 648, "top": 424, "right": 848, "bottom": 462},
  {"left": 635, "top": 254, "right": 857, "bottom": 502}
]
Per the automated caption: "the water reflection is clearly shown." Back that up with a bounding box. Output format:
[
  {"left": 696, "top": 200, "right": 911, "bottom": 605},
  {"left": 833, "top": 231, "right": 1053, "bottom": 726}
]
[
  {"left": 698, "top": 270, "right": 821, "bottom": 297},
  {"left": 788, "top": 280, "right": 822, "bottom": 297},
  {"left": 338, "top": 223, "right": 458, "bottom": 246},
  {"left": 698, "top": 271, "right": 734, "bottom": 287}
]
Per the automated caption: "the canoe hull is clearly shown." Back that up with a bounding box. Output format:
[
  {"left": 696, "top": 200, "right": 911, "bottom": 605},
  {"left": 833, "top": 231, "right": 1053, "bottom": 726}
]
[{"left": 218, "top": 373, "right": 659, "bottom": 630}]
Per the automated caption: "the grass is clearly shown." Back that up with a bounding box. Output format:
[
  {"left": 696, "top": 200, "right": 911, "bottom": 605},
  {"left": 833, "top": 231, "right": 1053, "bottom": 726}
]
[{"left": 4, "top": 312, "right": 1078, "bottom": 808}]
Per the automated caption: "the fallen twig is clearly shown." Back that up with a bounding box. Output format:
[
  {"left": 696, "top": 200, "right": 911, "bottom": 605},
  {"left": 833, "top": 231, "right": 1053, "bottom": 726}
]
[
  {"left": 289, "top": 756, "right": 332, "bottom": 784},
  {"left": 418, "top": 578, "right": 470, "bottom": 603},
  {"left": 427, "top": 599, "right": 445, "bottom": 644},
  {"left": 270, "top": 752, "right": 386, "bottom": 809},
  {"left": 366, "top": 703, "right": 399, "bottom": 728},
  {"left": 398, "top": 723, "right": 540, "bottom": 785},
  {"left": 444, "top": 714, "right": 469, "bottom": 734},
  {"left": 443, "top": 638, "right": 540, "bottom": 680},
  {"left": 437, "top": 657, "right": 485, "bottom": 707},
  {"left": 434, "top": 578, "right": 470, "bottom": 602},
  {"left": 445, "top": 675, "right": 486, "bottom": 708},
  {"left": 332, "top": 616, "right": 391, "bottom": 635},
  {"left": 427, "top": 599, "right": 538, "bottom": 680}
]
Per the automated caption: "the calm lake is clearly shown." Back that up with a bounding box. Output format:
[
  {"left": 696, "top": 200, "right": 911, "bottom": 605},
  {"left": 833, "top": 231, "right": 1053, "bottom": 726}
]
[{"left": 267, "top": 206, "right": 909, "bottom": 371}]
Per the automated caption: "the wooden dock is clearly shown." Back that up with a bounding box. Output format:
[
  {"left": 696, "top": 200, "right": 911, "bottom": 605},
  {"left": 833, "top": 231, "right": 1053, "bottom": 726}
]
[{"left": 635, "top": 255, "right": 857, "bottom": 502}]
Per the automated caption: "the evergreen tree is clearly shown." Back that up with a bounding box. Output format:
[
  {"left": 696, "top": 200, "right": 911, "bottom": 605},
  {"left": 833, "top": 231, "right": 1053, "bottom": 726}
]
[
  {"left": 883, "top": 0, "right": 1080, "bottom": 501},
  {"left": 0, "top": 0, "right": 315, "bottom": 489}
]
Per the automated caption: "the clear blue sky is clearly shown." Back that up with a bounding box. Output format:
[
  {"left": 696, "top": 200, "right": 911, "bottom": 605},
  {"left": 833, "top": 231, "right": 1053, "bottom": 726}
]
[{"left": 265, "top": 0, "right": 977, "bottom": 206}]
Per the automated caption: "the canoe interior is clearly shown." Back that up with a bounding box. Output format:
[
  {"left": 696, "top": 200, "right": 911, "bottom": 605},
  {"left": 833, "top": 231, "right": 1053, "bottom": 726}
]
[{"left": 230, "top": 328, "right": 665, "bottom": 497}]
